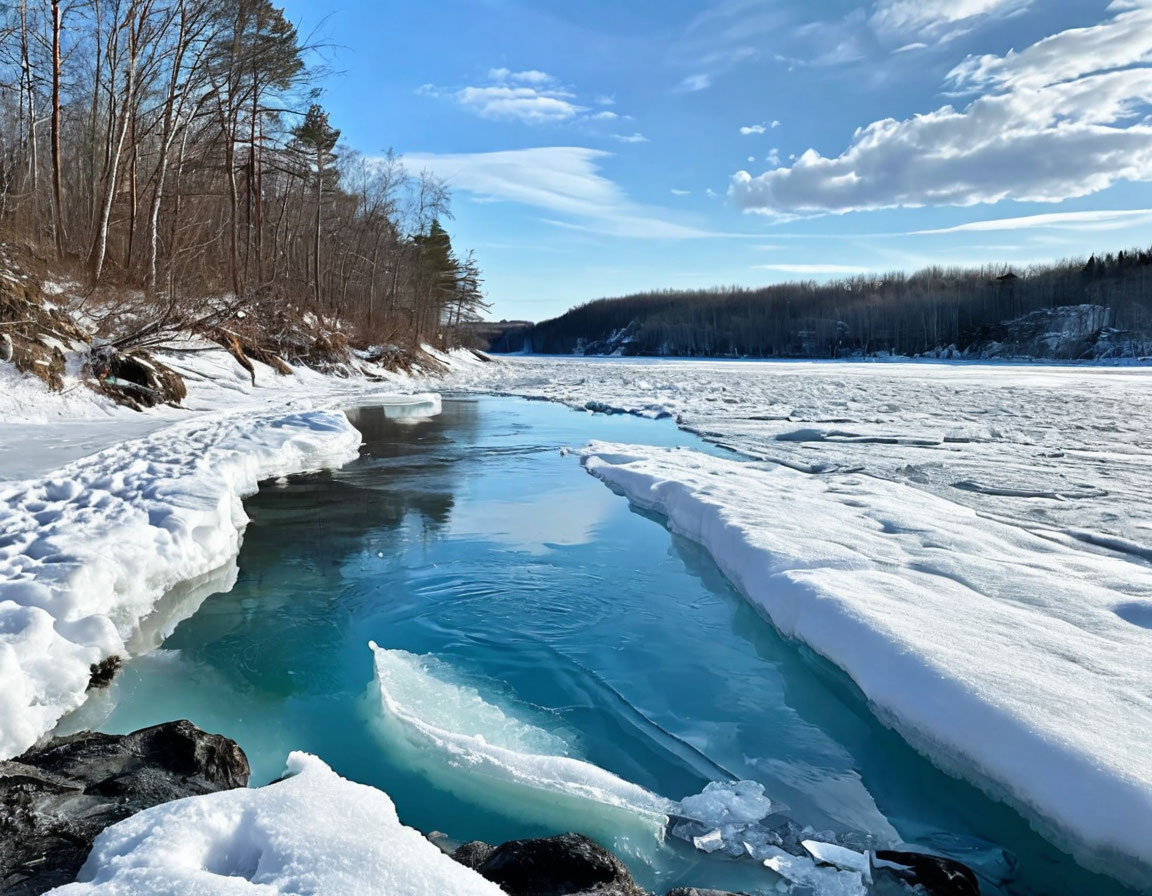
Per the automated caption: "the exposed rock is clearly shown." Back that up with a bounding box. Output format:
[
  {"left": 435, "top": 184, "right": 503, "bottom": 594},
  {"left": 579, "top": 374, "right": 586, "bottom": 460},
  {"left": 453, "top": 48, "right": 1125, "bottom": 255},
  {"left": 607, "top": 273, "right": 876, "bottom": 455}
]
[
  {"left": 872, "top": 849, "right": 982, "bottom": 895},
  {"left": 452, "top": 839, "right": 497, "bottom": 870},
  {"left": 0, "top": 721, "right": 249, "bottom": 895},
  {"left": 471, "top": 833, "right": 647, "bottom": 896}
]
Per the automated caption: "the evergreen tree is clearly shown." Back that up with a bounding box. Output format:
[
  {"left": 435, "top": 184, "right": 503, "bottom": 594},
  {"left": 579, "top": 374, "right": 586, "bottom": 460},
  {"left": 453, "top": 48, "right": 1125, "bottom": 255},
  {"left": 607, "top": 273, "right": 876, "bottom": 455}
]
[{"left": 292, "top": 103, "right": 340, "bottom": 308}]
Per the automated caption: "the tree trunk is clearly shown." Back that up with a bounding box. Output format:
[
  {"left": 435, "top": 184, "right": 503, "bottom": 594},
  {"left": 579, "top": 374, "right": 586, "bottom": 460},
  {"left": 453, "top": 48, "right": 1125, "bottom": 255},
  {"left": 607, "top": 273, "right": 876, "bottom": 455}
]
[{"left": 51, "top": 0, "right": 63, "bottom": 257}]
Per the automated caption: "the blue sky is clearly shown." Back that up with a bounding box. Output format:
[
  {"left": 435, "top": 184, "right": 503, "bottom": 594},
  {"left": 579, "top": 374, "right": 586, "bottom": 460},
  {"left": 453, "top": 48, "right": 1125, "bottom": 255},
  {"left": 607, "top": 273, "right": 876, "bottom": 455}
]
[{"left": 280, "top": 0, "right": 1152, "bottom": 321}]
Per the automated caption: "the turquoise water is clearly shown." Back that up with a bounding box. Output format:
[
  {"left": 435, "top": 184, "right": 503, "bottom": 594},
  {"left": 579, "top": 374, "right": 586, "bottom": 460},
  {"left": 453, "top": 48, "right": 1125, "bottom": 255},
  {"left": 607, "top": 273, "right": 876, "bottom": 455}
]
[{"left": 68, "top": 397, "right": 1135, "bottom": 895}]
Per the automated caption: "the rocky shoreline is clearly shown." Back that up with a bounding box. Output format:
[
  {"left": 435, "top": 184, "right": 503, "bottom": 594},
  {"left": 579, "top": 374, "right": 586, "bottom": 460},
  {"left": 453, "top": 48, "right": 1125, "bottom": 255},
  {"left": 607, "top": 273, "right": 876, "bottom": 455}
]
[{"left": 0, "top": 722, "right": 986, "bottom": 896}]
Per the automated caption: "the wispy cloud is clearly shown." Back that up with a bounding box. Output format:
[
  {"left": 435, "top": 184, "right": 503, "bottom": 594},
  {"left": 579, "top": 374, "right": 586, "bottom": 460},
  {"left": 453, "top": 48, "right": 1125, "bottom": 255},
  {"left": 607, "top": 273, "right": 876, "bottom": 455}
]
[
  {"left": 612, "top": 133, "right": 649, "bottom": 144},
  {"left": 871, "top": 0, "right": 1032, "bottom": 41},
  {"left": 911, "top": 209, "right": 1152, "bottom": 234},
  {"left": 677, "top": 73, "right": 712, "bottom": 92},
  {"left": 401, "top": 147, "right": 744, "bottom": 239},
  {"left": 420, "top": 69, "right": 628, "bottom": 127}
]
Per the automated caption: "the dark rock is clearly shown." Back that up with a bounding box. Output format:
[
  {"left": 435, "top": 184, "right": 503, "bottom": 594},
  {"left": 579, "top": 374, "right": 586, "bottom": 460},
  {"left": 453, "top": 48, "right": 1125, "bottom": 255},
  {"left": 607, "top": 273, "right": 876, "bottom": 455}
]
[
  {"left": 87, "top": 656, "right": 121, "bottom": 689},
  {"left": 0, "top": 721, "right": 249, "bottom": 895},
  {"left": 453, "top": 840, "right": 497, "bottom": 870},
  {"left": 475, "top": 833, "right": 646, "bottom": 896},
  {"left": 872, "top": 849, "right": 981, "bottom": 895}
]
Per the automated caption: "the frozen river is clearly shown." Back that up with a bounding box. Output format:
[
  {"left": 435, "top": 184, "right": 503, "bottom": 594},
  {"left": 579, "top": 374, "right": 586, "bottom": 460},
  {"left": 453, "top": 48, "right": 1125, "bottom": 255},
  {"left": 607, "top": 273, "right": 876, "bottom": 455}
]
[{"left": 60, "top": 394, "right": 1142, "bottom": 895}]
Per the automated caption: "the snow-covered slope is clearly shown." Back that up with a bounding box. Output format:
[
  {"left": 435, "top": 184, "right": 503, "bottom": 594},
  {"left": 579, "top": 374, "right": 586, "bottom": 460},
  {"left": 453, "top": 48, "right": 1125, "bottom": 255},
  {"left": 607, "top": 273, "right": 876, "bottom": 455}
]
[
  {"left": 49, "top": 752, "right": 505, "bottom": 895},
  {"left": 582, "top": 442, "right": 1152, "bottom": 890},
  {"left": 0, "top": 342, "right": 466, "bottom": 759},
  {"left": 0, "top": 408, "right": 363, "bottom": 759}
]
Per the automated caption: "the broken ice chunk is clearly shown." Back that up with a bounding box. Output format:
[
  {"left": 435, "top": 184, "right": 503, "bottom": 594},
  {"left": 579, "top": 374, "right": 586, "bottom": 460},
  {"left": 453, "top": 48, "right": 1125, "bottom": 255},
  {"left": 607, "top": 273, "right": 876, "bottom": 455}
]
[
  {"left": 802, "top": 840, "right": 873, "bottom": 884},
  {"left": 692, "top": 829, "right": 725, "bottom": 853}
]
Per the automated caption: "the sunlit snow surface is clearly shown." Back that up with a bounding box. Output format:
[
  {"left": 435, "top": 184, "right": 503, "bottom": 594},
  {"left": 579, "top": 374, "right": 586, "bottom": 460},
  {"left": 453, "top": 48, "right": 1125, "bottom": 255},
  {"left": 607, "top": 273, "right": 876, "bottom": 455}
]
[
  {"left": 0, "top": 409, "right": 363, "bottom": 758},
  {"left": 436, "top": 356, "right": 1152, "bottom": 889},
  {"left": 0, "top": 336, "right": 451, "bottom": 757},
  {"left": 49, "top": 753, "right": 505, "bottom": 896}
]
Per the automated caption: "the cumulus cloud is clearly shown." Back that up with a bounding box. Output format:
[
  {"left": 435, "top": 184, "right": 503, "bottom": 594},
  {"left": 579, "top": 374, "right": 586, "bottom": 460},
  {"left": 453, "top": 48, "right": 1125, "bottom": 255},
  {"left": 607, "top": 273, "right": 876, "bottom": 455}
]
[
  {"left": 401, "top": 147, "right": 733, "bottom": 239},
  {"left": 740, "top": 124, "right": 767, "bottom": 135},
  {"left": 730, "top": 3, "right": 1152, "bottom": 216},
  {"left": 612, "top": 133, "right": 649, "bottom": 143}
]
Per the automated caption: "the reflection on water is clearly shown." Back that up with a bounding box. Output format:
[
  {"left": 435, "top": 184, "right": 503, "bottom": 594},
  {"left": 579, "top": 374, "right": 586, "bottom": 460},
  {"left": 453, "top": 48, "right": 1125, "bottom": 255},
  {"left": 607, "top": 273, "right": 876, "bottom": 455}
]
[{"left": 62, "top": 397, "right": 1136, "bottom": 896}]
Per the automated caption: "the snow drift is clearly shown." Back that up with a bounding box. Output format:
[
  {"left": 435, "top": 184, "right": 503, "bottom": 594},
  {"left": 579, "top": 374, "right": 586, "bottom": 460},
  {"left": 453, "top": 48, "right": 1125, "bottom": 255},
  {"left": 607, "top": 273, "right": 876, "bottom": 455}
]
[
  {"left": 0, "top": 409, "right": 364, "bottom": 759},
  {"left": 581, "top": 442, "right": 1152, "bottom": 891},
  {"left": 49, "top": 752, "right": 506, "bottom": 895}
]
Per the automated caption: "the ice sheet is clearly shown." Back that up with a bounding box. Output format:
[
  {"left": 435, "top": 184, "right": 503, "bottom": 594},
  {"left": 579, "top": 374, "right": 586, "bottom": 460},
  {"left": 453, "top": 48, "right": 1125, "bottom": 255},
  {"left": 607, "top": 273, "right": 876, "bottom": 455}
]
[{"left": 581, "top": 440, "right": 1152, "bottom": 890}]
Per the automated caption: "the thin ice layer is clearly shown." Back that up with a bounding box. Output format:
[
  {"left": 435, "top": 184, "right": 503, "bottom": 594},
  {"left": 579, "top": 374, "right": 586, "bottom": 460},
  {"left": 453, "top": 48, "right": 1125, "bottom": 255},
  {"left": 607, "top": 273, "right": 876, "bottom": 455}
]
[
  {"left": 582, "top": 442, "right": 1152, "bottom": 890},
  {"left": 0, "top": 409, "right": 363, "bottom": 759},
  {"left": 368, "top": 643, "right": 674, "bottom": 852},
  {"left": 49, "top": 753, "right": 505, "bottom": 896}
]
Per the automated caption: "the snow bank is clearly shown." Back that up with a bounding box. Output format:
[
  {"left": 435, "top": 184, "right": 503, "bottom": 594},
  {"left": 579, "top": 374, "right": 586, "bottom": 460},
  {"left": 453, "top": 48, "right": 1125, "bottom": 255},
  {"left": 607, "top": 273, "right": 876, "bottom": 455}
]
[
  {"left": 368, "top": 643, "right": 673, "bottom": 853},
  {"left": 582, "top": 443, "right": 1152, "bottom": 890},
  {"left": 49, "top": 752, "right": 505, "bottom": 896},
  {"left": 0, "top": 409, "right": 363, "bottom": 759}
]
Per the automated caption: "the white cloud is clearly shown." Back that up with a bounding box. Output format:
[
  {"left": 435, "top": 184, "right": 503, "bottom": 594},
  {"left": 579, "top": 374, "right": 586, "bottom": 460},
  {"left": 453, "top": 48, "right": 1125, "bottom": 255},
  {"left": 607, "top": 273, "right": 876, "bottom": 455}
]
[
  {"left": 871, "top": 0, "right": 1031, "bottom": 40},
  {"left": 946, "top": 2, "right": 1152, "bottom": 92},
  {"left": 747, "top": 156, "right": 756, "bottom": 163},
  {"left": 670, "top": 189, "right": 691, "bottom": 196},
  {"left": 753, "top": 263, "right": 873, "bottom": 274},
  {"left": 730, "top": 4, "right": 1152, "bottom": 216},
  {"left": 422, "top": 69, "right": 629, "bottom": 126},
  {"left": 454, "top": 85, "right": 585, "bottom": 123},
  {"left": 613, "top": 133, "right": 649, "bottom": 144},
  {"left": 401, "top": 147, "right": 731, "bottom": 239},
  {"left": 911, "top": 209, "right": 1152, "bottom": 234},
  {"left": 488, "top": 68, "right": 556, "bottom": 85},
  {"left": 766, "top": 148, "right": 781, "bottom": 167},
  {"left": 740, "top": 124, "right": 767, "bottom": 135},
  {"left": 771, "top": 120, "right": 781, "bottom": 128},
  {"left": 678, "top": 73, "right": 712, "bottom": 92}
]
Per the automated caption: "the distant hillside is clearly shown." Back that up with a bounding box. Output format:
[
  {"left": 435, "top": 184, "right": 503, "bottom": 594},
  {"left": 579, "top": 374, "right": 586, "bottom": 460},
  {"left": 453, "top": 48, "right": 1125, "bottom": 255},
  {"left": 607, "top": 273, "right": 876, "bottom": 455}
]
[{"left": 486, "top": 249, "right": 1152, "bottom": 362}]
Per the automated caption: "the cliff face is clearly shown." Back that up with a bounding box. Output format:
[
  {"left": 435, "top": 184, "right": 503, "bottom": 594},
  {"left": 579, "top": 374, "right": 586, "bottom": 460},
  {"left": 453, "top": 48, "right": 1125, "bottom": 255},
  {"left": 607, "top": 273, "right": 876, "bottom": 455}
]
[{"left": 927, "top": 304, "right": 1152, "bottom": 361}]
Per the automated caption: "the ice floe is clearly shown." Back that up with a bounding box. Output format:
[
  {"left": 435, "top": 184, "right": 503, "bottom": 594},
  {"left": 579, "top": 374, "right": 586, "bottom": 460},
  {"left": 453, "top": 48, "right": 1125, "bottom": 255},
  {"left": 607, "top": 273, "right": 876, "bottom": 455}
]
[{"left": 580, "top": 441, "right": 1152, "bottom": 890}]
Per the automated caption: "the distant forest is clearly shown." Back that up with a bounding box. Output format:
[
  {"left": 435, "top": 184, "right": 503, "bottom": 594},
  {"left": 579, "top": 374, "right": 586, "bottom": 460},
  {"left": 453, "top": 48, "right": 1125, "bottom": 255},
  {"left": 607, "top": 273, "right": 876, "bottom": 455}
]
[{"left": 506, "top": 250, "right": 1152, "bottom": 360}]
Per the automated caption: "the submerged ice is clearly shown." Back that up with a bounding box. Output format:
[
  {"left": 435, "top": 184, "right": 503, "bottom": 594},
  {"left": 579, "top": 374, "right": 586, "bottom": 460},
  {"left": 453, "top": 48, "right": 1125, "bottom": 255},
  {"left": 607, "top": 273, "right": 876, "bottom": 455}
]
[{"left": 367, "top": 643, "right": 913, "bottom": 894}]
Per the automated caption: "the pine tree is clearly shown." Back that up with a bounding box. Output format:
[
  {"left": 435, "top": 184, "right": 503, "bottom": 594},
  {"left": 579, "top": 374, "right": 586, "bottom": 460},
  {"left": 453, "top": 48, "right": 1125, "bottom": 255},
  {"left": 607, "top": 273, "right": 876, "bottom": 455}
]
[{"left": 292, "top": 103, "right": 340, "bottom": 308}]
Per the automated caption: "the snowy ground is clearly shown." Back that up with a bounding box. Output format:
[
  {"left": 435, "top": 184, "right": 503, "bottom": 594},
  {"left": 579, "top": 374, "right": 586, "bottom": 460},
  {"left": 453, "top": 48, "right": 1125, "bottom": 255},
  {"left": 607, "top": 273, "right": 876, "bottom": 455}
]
[
  {"left": 51, "top": 752, "right": 506, "bottom": 895},
  {"left": 437, "top": 356, "right": 1152, "bottom": 891},
  {"left": 4, "top": 351, "right": 1152, "bottom": 892},
  {"left": 0, "top": 342, "right": 464, "bottom": 759}
]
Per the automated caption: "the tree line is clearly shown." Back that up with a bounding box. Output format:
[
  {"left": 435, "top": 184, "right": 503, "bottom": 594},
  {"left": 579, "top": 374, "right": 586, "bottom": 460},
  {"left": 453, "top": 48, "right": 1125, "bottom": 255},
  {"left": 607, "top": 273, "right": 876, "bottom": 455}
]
[
  {"left": 0, "top": 0, "right": 487, "bottom": 351},
  {"left": 523, "top": 249, "right": 1152, "bottom": 359}
]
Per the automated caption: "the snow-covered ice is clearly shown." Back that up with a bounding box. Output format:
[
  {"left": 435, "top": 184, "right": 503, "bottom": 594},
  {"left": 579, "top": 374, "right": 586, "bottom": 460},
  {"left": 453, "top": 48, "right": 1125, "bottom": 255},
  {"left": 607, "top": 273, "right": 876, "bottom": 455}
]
[
  {"left": 48, "top": 752, "right": 506, "bottom": 896},
  {"left": 581, "top": 440, "right": 1152, "bottom": 889}
]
